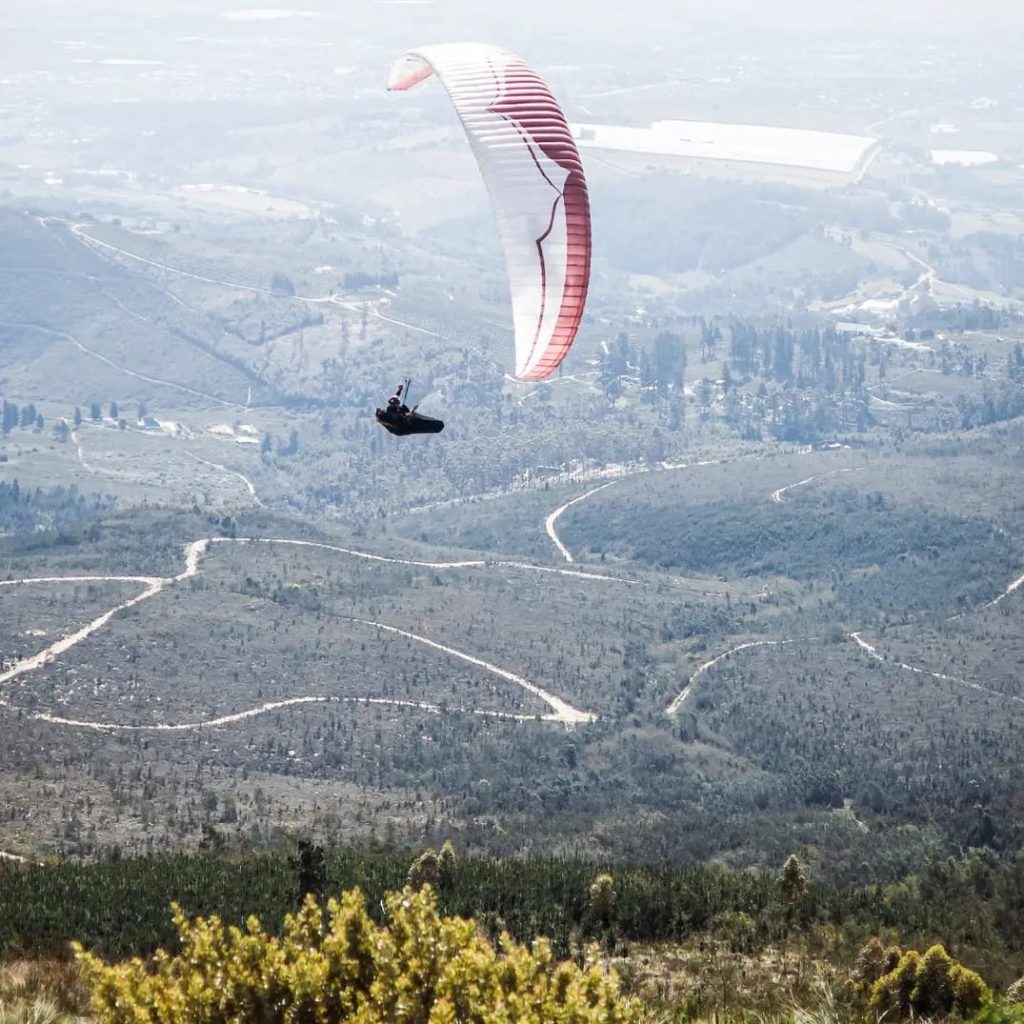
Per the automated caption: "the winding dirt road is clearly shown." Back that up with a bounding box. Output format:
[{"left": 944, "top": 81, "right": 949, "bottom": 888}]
[
  {"left": 0, "top": 319, "right": 236, "bottom": 409},
  {"left": 543, "top": 457, "right": 732, "bottom": 563},
  {"left": 536, "top": 446, "right": 1023, "bottom": 719},
  {"left": 545, "top": 482, "right": 617, "bottom": 563},
  {"left": 70, "top": 430, "right": 94, "bottom": 474},
  {"left": 542, "top": 447, "right": 1022, "bottom": 715},
  {"left": 898, "top": 245, "right": 973, "bottom": 301},
  {"left": 849, "top": 631, "right": 1024, "bottom": 705},
  {"left": 543, "top": 453, "right": 789, "bottom": 563},
  {"left": 666, "top": 640, "right": 798, "bottom": 715},
  {"left": 665, "top": 616, "right": 1024, "bottom": 718},
  {"left": 984, "top": 571, "right": 1024, "bottom": 610},
  {"left": 0, "top": 537, "right": 596, "bottom": 729},
  {"left": 496, "top": 561, "right": 645, "bottom": 586},
  {"left": 185, "top": 452, "right": 263, "bottom": 507},
  {"left": 655, "top": 454, "right": 1022, "bottom": 714},
  {"left": 770, "top": 467, "right": 862, "bottom": 504},
  {"left": 0, "top": 576, "right": 165, "bottom": 688},
  {"left": 66, "top": 222, "right": 440, "bottom": 338},
  {"left": 35, "top": 695, "right": 568, "bottom": 733},
  {"left": 349, "top": 618, "right": 594, "bottom": 724}
]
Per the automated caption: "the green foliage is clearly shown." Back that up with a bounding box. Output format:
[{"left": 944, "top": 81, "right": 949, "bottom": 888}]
[
  {"left": 569, "top": 488, "right": 1009, "bottom": 608},
  {"left": 868, "top": 944, "right": 990, "bottom": 1020},
  {"left": 292, "top": 841, "right": 326, "bottom": 907},
  {"left": 595, "top": 174, "right": 812, "bottom": 277},
  {"left": 912, "top": 943, "right": 957, "bottom": 1016},
  {"left": 269, "top": 272, "right": 295, "bottom": 296},
  {"left": 710, "top": 910, "right": 758, "bottom": 954},
  {"left": 852, "top": 937, "right": 889, "bottom": 987},
  {"left": 588, "top": 874, "right": 616, "bottom": 924},
  {"left": 953, "top": 964, "right": 993, "bottom": 1016},
  {"left": 407, "top": 848, "right": 440, "bottom": 890},
  {"left": 6, "top": 845, "right": 1024, "bottom": 987},
  {"left": 437, "top": 842, "right": 456, "bottom": 891},
  {"left": 74, "top": 885, "right": 642, "bottom": 1023},
  {"left": 0, "top": 481, "right": 114, "bottom": 537},
  {"left": 0, "top": 849, "right": 786, "bottom": 962},
  {"left": 869, "top": 949, "right": 921, "bottom": 1019},
  {"left": 884, "top": 946, "right": 903, "bottom": 973},
  {"left": 780, "top": 855, "right": 808, "bottom": 910},
  {"left": 1007, "top": 977, "right": 1024, "bottom": 1005},
  {"left": 971, "top": 999, "right": 1024, "bottom": 1024},
  {"left": 408, "top": 843, "right": 460, "bottom": 895}
]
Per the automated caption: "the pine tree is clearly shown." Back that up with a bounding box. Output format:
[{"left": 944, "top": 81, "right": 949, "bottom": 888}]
[
  {"left": 2, "top": 400, "right": 18, "bottom": 434},
  {"left": 779, "top": 854, "right": 807, "bottom": 910},
  {"left": 853, "top": 937, "right": 889, "bottom": 986},
  {"left": 407, "top": 848, "right": 439, "bottom": 890},
  {"left": 292, "top": 840, "right": 326, "bottom": 908},
  {"left": 588, "top": 873, "right": 616, "bottom": 925},
  {"left": 438, "top": 840, "right": 457, "bottom": 890}
]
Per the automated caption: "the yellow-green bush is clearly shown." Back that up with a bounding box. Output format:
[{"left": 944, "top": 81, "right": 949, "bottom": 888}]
[
  {"left": 867, "top": 943, "right": 989, "bottom": 1020},
  {"left": 73, "top": 884, "right": 643, "bottom": 1023}
]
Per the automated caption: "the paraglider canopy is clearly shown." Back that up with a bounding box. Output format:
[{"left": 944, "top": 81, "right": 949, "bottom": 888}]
[{"left": 388, "top": 43, "right": 591, "bottom": 382}]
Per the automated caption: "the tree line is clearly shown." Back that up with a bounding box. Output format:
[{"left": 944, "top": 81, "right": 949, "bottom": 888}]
[{"left": 3, "top": 844, "right": 1024, "bottom": 987}]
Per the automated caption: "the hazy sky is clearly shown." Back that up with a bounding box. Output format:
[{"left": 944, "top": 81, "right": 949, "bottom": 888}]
[
  {"left": 1, "top": 0, "right": 1020, "bottom": 156},
  {"left": 5, "top": 0, "right": 1023, "bottom": 40}
]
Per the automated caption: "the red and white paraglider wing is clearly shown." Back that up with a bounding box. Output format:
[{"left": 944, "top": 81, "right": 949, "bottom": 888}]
[{"left": 388, "top": 43, "right": 591, "bottom": 381}]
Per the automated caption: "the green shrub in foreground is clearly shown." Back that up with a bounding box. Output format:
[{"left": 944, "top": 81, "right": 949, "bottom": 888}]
[
  {"left": 868, "top": 943, "right": 989, "bottom": 1020},
  {"left": 73, "top": 884, "right": 642, "bottom": 1023},
  {"left": 970, "top": 999, "right": 1024, "bottom": 1024}
]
